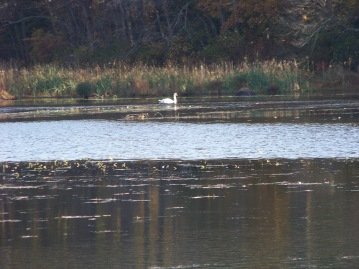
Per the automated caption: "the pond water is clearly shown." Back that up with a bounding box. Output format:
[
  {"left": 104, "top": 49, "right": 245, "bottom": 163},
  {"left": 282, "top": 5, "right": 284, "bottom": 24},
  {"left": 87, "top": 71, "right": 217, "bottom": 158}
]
[
  {"left": 1, "top": 120, "right": 359, "bottom": 161},
  {"left": 1, "top": 97, "right": 359, "bottom": 268},
  {"left": 1, "top": 159, "right": 359, "bottom": 268}
]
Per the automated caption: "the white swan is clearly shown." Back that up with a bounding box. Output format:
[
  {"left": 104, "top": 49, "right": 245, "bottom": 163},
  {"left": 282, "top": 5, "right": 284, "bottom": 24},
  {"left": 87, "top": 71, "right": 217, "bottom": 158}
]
[{"left": 159, "top": 92, "right": 178, "bottom": 104}]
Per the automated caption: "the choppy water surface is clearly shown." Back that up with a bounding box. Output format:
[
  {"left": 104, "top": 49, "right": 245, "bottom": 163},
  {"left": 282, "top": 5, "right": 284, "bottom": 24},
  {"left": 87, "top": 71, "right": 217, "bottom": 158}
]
[{"left": 1, "top": 97, "right": 359, "bottom": 268}]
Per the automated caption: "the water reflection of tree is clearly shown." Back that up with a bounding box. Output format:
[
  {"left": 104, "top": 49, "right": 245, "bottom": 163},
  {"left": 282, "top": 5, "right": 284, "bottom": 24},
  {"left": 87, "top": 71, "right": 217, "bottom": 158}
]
[{"left": 1, "top": 159, "right": 359, "bottom": 267}]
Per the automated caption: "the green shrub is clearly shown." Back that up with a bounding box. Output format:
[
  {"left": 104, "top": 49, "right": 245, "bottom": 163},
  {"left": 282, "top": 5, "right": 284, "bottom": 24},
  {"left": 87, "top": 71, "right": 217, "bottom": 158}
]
[
  {"left": 96, "top": 76, "right": 112, "bottom": 96},
  {"left": 223, "top": 69, "right": 297, "bottom": 95},
  {"left": 113, "top": 79, "right": 133, "bottom": 97},
  {"left": 34, "top": 76, "right": 62, "bottom": 94},
  {"left": 76, "top": 82, "right": 96, "bottom": 98},
  {"left": 223, "top": 73, "right": 248, "bottom": 94}
]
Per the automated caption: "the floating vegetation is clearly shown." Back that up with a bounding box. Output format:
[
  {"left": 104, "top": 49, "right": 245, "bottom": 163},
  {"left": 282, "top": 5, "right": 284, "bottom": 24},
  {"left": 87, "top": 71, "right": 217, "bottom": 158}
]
[
  {"left": 0, "top": 185, "right": 44, "bottom": 190},
  {"left": 122, "top": 199, "right": 151, "bottom": 202},
  {"left": 1, "top": 159, "right": 358, "bottom": 182},
  {"left": 187, "top": 184, "right": 234, "bottom": 189},
  {"left": 91, "top": 230, "right": 116, "bottom": 234},
  {"left": 57, "top": 215, "right": 111, "bottom": 220},
  {"left": 149, "top": 264, "right": 217, "bottom": 269},
  {"left": 113, "top": 192, "right": 130, "bottom": 196},
  {"left": 32, "top": 218, "right": 49, "bottom": 223},
  {"left": 340, "top": 256, "right": 359, "bottom": 260},
  {"left": 166, "top": 207, "right": 185, "bottom": 210},
  {"left": 21, "top": 235, "right": 39, "bottom": 239},
  {"left": 286, "top": 189, "right": 314, "bottom": 193},
  {"left": 0, "top": 219, "right": 22, "bottom": 223},
  {"left": 9, "top": 196, "right": 30, "bottom": 201},
  {"left": 190, "top": 195, "right": 223, "bottom": 199},
  {"left": 124, "top": 113, "right": 149, "bottom": 121},
  {"left": 84, "top": 198, "right": 118, "bottom": 204}
]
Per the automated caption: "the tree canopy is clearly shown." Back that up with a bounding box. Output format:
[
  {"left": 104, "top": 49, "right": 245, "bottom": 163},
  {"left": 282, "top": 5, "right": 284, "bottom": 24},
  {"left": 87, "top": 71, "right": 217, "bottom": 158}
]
[{"left": 0, "top": 0, "right": 358, "bottom": 66}]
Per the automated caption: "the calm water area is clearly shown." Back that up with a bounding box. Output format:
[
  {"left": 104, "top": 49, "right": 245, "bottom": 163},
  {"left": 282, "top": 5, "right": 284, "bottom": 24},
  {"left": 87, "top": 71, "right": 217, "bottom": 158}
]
[{"left": 1, "top": 97, "right": 359, "bottom": 268}]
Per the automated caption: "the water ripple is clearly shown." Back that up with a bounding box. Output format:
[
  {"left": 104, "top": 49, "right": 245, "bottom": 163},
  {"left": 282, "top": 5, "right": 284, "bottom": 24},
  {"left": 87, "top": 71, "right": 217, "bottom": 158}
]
[{"left": 1, "top": 121, "right": 359, "bottom": 161}]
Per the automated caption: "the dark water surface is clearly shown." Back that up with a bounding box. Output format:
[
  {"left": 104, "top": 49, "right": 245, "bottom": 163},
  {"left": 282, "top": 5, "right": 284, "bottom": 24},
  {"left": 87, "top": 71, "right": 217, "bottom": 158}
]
[
  {"left": 1, "top": 159, "right": 359, "bottom": 268},
  {"left": 1, "top": 97, "right": 359, "bottom": 123},
  {"left": 1, "top": 97, "right": 359, "bottom": 268}
]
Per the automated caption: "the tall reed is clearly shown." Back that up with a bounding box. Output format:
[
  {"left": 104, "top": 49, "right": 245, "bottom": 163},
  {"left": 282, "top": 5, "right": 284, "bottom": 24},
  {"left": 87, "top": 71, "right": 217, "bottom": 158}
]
[{"left": 1, "top": 60, "right": 307, "bottom": 98}]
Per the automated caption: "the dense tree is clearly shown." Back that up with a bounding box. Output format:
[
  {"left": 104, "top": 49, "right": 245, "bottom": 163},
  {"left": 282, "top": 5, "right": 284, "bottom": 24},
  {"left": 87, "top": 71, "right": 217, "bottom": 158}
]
[
  {"left": 196, "top": 0, "right": 285, "bottom": 60},
  {"left": 0, "top": 0, "right": 358, "bottom": 65},
  {"left": 280, "top": 0, "right": 359, "bottom": 63}
]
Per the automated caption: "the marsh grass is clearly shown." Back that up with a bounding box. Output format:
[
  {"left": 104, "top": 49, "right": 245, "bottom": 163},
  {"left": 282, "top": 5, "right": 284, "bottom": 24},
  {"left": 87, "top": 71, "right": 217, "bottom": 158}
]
[{"left": 1, "top": 60, "right": 307, "bottom": 98}]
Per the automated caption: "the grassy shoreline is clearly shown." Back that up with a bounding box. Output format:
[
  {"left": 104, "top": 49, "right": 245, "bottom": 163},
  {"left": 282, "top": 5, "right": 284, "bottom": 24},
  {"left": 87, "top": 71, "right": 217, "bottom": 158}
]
[{"left": 1, "top": 60, "right": 358, "bottom": 100}]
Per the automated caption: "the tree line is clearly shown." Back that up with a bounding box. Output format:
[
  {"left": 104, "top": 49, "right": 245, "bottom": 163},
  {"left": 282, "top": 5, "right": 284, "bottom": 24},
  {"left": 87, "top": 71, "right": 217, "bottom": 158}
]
[{"left": 0, "top": 0, "right": 358, "bottom": 67}]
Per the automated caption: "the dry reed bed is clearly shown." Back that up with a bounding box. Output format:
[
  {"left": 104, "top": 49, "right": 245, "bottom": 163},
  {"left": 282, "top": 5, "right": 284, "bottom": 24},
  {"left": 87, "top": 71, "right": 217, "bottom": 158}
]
[{"left": 1, "top": 60, "right": 306, "bottom": 98}]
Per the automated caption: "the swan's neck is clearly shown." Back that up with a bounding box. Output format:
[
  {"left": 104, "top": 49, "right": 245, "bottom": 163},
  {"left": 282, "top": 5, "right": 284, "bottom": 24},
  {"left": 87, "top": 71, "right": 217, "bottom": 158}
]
[{"left": 173, "top": 94, "right": 177, "bottom": 104}]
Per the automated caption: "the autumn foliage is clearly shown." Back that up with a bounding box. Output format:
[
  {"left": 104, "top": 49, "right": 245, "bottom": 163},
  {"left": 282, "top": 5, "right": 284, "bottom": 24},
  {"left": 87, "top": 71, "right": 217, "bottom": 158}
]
[{"left": 0, "top": 0, "right": 357, "bottom": 67}]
